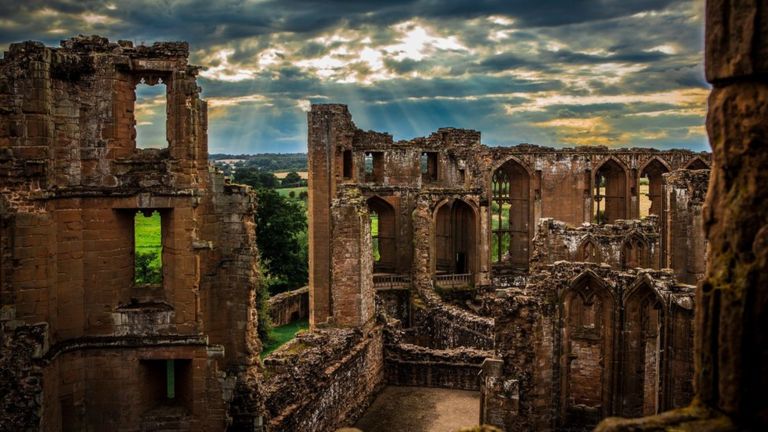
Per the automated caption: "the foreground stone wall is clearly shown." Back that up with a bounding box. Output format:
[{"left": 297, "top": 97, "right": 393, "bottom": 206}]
[
  {"left": 483, "top": 263, "right": 696, "bottom": 431},
  {"left": 261, "top": 328, "right": 384, "bottom": 432},
  {"left": 0, "top": 36, "right": 261, "bottom": 431}
]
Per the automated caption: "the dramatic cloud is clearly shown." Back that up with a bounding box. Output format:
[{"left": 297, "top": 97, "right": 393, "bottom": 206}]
[{"left": 0, "top": 0, "right": 709, "bottom": 153}]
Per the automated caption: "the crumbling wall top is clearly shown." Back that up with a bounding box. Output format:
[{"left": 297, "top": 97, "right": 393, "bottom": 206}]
[{"left": 664, "top": 169, "right": 710, "bottom": 203}]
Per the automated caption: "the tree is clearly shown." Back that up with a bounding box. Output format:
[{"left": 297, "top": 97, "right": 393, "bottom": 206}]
[
  {"left": 233, "top": 167, "right": 279, "bottom": 189},
  {"left": 255, "top": 188, "right": 308, "bottom": 294},
  {"left": 282, "top": 171, "right": 303, "bottom": 187}
]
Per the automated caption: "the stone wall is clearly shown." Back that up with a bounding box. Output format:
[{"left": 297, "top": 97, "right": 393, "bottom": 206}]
[
  {"left": 0, "top": 36, "right": 261, "bottom": 431},
  {"left": 532, "top": 217, "right": 661, "bottom": 271},
  {"left": 268, "top": 286, "right": 309, "bottom": 327},
  {"left": 261, "top": 327, "right": 384, "bottom": 432},
  {"left": 384, "top": 341, "right": 490, "bottom": 391},
  {"left": 483, "top": 263, "right": 696, "bottom": 431},
  {"left": 0, "top": 322, "right": 46, "bottom": 432}
]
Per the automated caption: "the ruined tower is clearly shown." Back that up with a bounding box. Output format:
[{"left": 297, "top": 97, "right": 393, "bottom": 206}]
[{"left": 0, "top": 36, "right": 261, "bottom": 431}]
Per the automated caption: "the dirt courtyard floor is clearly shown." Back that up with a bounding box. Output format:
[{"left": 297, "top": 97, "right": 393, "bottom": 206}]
[{"left": 353, "top": 386, "right": 481, "bottom": 432}]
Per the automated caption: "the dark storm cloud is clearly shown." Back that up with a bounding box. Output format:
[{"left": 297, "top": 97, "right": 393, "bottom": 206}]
[{"left": 0, "top": 0, "right": 709, "bottom": 153}]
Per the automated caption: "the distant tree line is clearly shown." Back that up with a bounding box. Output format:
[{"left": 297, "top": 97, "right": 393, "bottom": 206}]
[{"left": 210, "top": 153, "right": 307, "bottom": 173}]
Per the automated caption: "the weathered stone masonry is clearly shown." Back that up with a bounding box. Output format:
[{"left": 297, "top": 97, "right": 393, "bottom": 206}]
[
  {"left": 306, "top": 103, "right": 709, "bottom": 431},
  {"left": 0, "top": 36, "right": 261, "bottom": 431}
]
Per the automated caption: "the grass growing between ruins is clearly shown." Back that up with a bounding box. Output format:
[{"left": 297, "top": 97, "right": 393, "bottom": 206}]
[{"left": 261, "top": 319, "right": 309, "bottom": 358}]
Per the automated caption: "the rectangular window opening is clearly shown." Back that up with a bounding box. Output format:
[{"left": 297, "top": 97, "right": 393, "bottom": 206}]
[
  {"left": 343, "top": 150, "right": 353, "bottom": 179},
  {"left": 140, "top": 359, "right": 192, "bottom": 411},
  {"left": 135, "top": 78, "right": 168, "bottom": 149},
  {"left": 135, "top": 210, "right": 163, "bottom": 286},
  {"left": 421, "top": 152, "right": 438, "bottom": 182}
]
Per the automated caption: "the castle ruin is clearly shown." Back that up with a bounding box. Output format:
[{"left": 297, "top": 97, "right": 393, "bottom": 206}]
[{"left": 2, "top": 1, "right": 767, "bottom": 431}]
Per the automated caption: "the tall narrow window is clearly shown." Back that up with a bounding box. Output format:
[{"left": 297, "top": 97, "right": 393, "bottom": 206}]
[
  {"left": 421, "top": 152, "right": 438, "bottom": 182},
  {"left": 594, "top": 159, "right": 627, "bottom": 224},
  {"left": 371, "top": 209, "right": 380, "bottom": 263},
  {"left": 364, "top": 152, "right": 384, "bottom": 182},
  {"left": 135, "top": 210, "right": 162, "bottom": 285},
  {"left": 491, "top": 159, "right": 530, "bottom": 269},
  {"left": 135, "top": 78, "right": 168, "bottom": 149},
  {"left": 342, "top": 150, "right": 353, "bottom": 179},
  {"left": 367, "top": 197, "right": 396, "bottom": 272},
  {"left": 166, "top": 360, "right": 175, "bottom": 399}
]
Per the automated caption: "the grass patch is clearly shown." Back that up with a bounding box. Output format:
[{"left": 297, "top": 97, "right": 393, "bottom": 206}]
[
  {"left": 276, "top": 186, "right": 308, "bottom": 198},
  {"left": 261, "top": 319, "right": 309, "bottom": 357}
]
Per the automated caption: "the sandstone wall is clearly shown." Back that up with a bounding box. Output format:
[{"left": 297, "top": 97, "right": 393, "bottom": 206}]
[
  {"left": 532, "top": 217, "right": 661, "bottom": 271},
  {"left": 268, "top": 286, "right": 309, "bottom": 327},
  {"left": 0, "top": 36, "right": 261, "bottom": 431},
  {"left": 261, "top": 328, "right": 384, "bottom": 432}
]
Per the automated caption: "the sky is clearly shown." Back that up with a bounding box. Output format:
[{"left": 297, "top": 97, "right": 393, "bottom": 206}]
[{"left": 0, "top": 1, "right": 710, "bottom": 154}]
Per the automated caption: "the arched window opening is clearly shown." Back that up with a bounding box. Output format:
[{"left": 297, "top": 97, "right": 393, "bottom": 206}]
[
  {"left": 594, "top": 159, "right": 627, "bottom": 224},
  {"left": 640, "top": 159, "right": 669, "bottom": 218},
  {"left": 367, "top": 197, "right": 396, "bottom": 273},
  {"left": 491, "top": 159, "right": 530, "bottom": 269},
  {"left": 435, "top": 200, "right": 476, "bottom": 275},
  {"left": 685, "top": 158, "right": 709, "bottom": 170}
]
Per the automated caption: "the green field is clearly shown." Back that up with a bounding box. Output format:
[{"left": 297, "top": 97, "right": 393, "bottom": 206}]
[
  {"left": 276, "top": 186, "right": 308, "bottom": 197},
  {"left": 261, "top": 319, "right": 309, "bottom": 357},
  {"left": 135, "top": 212, "right": 162, "bottom": 283}
]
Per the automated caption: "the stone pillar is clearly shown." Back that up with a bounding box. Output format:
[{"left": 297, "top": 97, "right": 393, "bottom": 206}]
[
  {"left": 307, "top": 104, "right": 354, "bottom": 327},
  {"left": 330, "top": 188, "right": 374, "bottom": 327},
  {"left": 597, "top": 1, "right": 768, "bottom": 430},
  {"left": 663, "top": 169, "right": 709, "bottom": 285}
]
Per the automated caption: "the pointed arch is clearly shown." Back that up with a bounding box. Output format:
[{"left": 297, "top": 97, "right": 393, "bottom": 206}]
[
  {"left": 594, "top": 157, "right": 628, "bottom": 224},
  {"left": 491, "top": 157, "right": 531, "bottom": 269},
  {"left": 559, "top": 270, "right": 616, "bottom": 425},
  {"left": 620, "top": 276, "right": 666, "bottom": 417},
  {"left": 639, "top": 158, "right": 670, "bottom": 217},
  {"left": 684, "top": 157, "right": 709, "bottom": 170},
  {"left": 434, "top": 198, "right": 478, "bottom": 275},
  {"left": 578, "top": 236, "right": 601, "bottom": 264},
  {"left": 367, "top": 196, "right": 397, "bottom": 272},
  {"left": 621, "top": 232, "right": 648, "bottom": 269}
]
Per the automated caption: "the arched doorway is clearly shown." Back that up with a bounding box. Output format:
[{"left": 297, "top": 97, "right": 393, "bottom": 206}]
[
  {"left": 594, "top": 159, "right": 627, "bottom": 224},
  {"left": 367, "top": 197, "right": 396, "bottom": 273},
  {"left": 491, "top": 159, "right": 530, "bottom": 269},
  {"left": 435, "top": 199, "right": 476, "bottom": 275}
]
